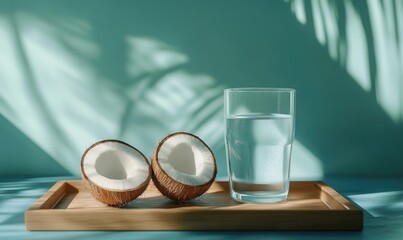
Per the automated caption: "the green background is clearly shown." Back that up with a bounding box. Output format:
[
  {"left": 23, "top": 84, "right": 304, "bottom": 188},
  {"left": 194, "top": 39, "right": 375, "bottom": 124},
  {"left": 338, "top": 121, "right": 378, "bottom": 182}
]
[{"left": 0, "top": 0, "right": 402, "bottom": 178}]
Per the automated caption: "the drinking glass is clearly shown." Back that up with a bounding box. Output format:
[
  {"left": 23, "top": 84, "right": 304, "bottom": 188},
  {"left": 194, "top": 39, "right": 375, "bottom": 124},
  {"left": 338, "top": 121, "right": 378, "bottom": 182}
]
[{"left": 224, "top": 88, "right": 295, "bottom": 203}]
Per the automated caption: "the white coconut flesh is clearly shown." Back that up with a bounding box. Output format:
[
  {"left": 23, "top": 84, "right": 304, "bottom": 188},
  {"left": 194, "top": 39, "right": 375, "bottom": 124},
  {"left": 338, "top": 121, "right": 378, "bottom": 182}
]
[
  {"left": 157, "top": 134, "right": 215, "bottom": 186},
  {"left": 83, "top": 141, "right": 150, "bottom": 191}
]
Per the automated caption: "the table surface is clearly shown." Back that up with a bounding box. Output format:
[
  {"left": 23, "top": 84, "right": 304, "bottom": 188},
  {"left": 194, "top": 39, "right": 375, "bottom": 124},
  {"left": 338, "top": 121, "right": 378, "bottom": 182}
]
[{"left": 1, "top": 176, "right": 403, "bottom": 240}]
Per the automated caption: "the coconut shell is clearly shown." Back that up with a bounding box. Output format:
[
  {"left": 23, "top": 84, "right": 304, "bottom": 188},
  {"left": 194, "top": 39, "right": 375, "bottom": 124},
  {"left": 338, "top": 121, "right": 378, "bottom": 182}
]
[
  {"left": 151, "top": 132, "right": 217, "bottom": 201},
  {"left": 82, "top": 175, "right": 150, "bottom": 207},
  {"left": 81, "top": 139, "right": 151, "bottom": 207}
]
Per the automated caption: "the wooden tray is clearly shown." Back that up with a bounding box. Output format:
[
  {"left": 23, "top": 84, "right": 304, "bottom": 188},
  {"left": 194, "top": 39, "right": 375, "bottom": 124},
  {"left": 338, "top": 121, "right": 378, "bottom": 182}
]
[{"left": 25, "top": 181, "right": 363, "bottom": 231}]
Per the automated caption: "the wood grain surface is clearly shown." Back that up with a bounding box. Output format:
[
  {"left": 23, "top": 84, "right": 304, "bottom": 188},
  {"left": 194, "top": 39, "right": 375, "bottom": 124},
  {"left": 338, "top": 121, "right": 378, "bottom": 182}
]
[{"left": 25, "top": 181, "right": 363, "bottom": 231}]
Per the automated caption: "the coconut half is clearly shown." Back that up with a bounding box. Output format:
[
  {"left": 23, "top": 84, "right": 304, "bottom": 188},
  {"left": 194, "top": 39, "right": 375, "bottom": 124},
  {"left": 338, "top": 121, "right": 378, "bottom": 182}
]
[
  {"left": 152, "top": 132, "right": 217, "bottom": 201},
  {"left": 81, "top": 139, "right": 151, "bottom": 207}
]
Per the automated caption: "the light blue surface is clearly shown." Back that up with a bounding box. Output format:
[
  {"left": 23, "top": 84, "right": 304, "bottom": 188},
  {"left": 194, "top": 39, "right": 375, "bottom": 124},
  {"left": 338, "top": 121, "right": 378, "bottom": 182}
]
[{"left": 1, "top": 177, "right": 403, "bottom": 240}]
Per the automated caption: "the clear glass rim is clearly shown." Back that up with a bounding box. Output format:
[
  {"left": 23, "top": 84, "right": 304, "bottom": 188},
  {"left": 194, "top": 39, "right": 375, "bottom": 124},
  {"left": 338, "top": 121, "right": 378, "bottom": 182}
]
[{"left": 224, "top": 87, "right": 295, "bottom": 93}]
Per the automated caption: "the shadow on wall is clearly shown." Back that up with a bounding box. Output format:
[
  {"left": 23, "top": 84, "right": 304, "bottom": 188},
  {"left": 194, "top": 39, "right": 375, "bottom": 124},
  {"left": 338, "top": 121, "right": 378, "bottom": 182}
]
[
  {"left": 0, "top": 0, "right": 401, "bottom": 178},
  {"left": 289, "top": 0, "right": 403, "bottom": 122},
  {"left": 285, "top": 0, "right": 403, "bottom": 176}
]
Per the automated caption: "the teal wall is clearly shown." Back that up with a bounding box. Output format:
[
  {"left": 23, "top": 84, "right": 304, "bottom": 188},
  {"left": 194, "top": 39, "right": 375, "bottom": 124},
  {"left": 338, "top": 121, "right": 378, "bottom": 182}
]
[{"left": 0, "top": 0, "right": 402, "bottom": 178}]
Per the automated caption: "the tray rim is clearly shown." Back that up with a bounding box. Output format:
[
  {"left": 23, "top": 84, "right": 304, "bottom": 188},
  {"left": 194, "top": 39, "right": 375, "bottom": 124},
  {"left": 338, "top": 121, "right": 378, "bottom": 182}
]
[
  {"left": 25, "top": 180, "right": 363, "bottom": 231},
  {"left": 27, "top": 180, "right": 361, "bottom": 211}
]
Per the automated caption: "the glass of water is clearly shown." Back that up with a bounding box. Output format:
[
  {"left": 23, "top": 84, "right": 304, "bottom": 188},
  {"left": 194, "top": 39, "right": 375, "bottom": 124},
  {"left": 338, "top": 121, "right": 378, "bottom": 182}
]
[{"left": 224, "top": 88, "right": 295, "bottom": 203}]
